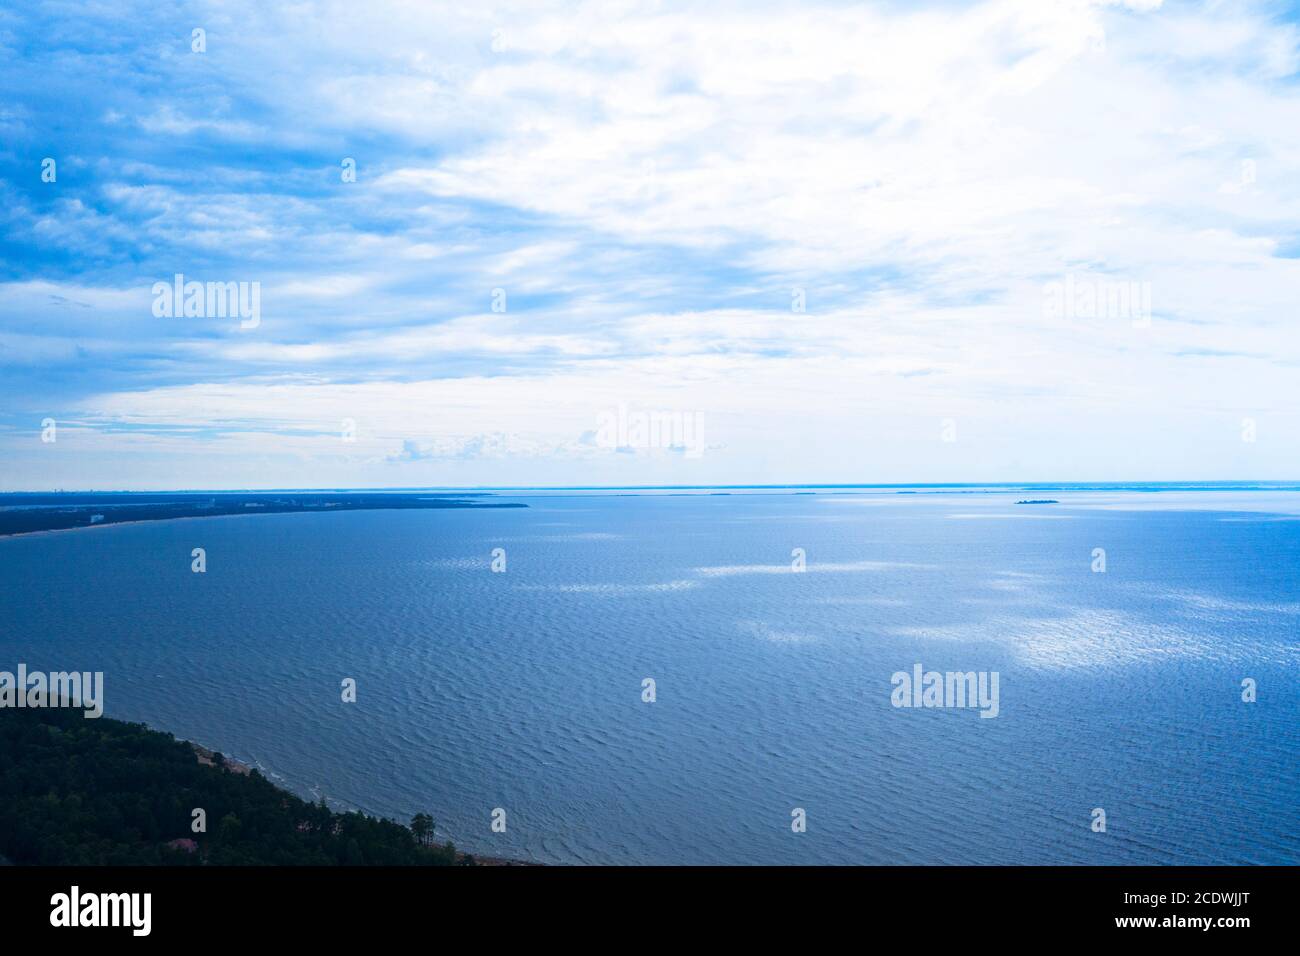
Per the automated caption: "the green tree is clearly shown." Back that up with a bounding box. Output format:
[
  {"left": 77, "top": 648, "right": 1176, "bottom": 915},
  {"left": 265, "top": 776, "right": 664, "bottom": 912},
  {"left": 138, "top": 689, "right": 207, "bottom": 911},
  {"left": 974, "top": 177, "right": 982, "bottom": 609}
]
[
  {"left": 410, "top": 813, "right": 434, "bottom": 847},
  {"left": 0, "top": 708, "right": 459, "bottom": 866},
  {"left": 344, "top": 838, "right": 363, "bottom": 865},
  {"left": 217, "top": 812, "right": 242, "bottom": 844}
]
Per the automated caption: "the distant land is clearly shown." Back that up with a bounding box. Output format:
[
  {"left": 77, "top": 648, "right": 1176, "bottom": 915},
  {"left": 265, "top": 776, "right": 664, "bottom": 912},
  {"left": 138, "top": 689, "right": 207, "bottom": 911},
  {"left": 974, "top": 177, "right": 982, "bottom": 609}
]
[
  {"left": 4, "top": 483, "right": 1300, "bottom": 537},
  {"left": 0, "top": 492, "right": 525, "bottom": 538}
]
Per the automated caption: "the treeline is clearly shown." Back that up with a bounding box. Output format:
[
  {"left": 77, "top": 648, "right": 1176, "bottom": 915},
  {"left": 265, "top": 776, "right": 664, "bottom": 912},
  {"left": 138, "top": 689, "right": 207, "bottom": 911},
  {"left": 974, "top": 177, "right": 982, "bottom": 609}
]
[
  {"left": 0, "top": 706, "right": 458, "bottom": 865},
  {"left": 0, "top": 491, "right": 525, "bottom": 537}
]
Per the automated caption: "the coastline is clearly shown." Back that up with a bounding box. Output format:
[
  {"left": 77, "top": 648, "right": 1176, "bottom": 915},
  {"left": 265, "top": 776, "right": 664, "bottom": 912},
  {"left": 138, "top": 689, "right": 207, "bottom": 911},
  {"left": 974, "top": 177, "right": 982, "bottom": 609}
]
[
  {"left": 180, "top": 733, "right": 540, "bottom": 866},
  {"left": 1, "top": 703, "right": 544, "bottom": 867},
  {"left": 0, "top": 492, "right": 526, "bottom": 539}
]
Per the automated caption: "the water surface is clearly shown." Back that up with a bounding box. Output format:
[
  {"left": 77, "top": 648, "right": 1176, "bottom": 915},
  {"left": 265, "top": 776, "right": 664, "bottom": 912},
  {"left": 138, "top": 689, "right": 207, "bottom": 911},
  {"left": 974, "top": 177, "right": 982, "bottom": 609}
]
[{"left": 2, "top": 488, "right": 1296, "bottom": 864}]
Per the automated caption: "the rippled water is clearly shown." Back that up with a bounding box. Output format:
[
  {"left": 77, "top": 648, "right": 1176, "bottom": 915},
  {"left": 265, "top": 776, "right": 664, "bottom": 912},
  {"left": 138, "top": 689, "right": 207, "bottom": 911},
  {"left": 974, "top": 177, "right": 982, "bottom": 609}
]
[{"left": 2, "top": 489, "right": 1297, "bottom": 864}]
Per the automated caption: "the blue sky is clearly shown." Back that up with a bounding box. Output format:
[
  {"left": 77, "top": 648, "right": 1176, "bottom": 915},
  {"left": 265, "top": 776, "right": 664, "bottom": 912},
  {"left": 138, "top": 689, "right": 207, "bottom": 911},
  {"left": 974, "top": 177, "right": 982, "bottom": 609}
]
[{"left": 2, "top": 0, "right": 1299, "bottom": 489}]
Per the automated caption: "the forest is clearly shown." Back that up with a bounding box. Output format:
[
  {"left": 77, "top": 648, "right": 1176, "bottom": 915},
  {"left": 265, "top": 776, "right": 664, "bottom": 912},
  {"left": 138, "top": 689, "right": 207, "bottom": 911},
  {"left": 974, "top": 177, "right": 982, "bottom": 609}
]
[{"left": 0, "top": 706, "right": 458, "bottom": 865}]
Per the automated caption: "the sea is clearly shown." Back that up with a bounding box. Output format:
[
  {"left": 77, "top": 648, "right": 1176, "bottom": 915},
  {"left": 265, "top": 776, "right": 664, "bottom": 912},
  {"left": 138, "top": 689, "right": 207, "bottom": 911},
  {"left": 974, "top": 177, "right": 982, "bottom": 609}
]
[{"left": 1, "top": 485, "right": 1297, "bottom": 864}]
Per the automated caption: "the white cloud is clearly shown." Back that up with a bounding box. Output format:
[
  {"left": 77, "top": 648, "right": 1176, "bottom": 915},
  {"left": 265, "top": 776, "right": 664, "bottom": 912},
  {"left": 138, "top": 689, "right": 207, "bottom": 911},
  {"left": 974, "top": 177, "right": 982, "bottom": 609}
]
[{"left": 3, "top": 0, "right": 1300, "bottom": 487}]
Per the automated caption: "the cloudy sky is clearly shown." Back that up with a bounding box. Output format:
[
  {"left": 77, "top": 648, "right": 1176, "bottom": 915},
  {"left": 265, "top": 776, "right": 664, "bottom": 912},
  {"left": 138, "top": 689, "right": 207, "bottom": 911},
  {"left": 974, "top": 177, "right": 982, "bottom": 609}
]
[{"left": 2, "top": 0, "right": 1298, "bottom": 489}]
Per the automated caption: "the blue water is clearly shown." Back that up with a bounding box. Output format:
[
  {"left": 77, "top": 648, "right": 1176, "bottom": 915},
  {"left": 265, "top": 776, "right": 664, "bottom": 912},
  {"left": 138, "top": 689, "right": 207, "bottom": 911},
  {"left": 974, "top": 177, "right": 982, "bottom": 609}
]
[{"left": 1, "top": 489, "right": 1297, "bottom": 864}]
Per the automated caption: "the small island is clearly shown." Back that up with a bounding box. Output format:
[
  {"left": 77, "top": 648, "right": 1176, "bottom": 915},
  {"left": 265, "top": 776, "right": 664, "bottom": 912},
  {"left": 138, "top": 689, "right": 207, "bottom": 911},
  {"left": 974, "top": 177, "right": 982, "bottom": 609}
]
[{"left": 1015, "top": 499, "right": 1059, "bottom": 505}]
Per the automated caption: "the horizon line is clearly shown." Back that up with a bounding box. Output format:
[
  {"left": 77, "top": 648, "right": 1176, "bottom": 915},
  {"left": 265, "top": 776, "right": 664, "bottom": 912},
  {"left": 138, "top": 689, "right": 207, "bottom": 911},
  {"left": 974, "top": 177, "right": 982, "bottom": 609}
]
[{"left": 5, "top": 480, "right": 1300, "bottom": 495}]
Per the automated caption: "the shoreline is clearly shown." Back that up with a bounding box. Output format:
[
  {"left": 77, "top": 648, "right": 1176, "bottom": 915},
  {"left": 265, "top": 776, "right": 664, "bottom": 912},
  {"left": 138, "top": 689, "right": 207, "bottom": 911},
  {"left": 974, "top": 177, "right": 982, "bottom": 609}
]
[
  {"left": 0, "top": 492, "right": 526, "bottom": 540},
  {"left": 180, "top": 733, "right": 541, "bottom": 867}
]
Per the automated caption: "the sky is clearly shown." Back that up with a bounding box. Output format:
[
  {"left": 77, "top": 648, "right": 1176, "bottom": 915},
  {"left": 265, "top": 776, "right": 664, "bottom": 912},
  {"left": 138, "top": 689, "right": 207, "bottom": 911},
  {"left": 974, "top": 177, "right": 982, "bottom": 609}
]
[{"left": 1, "top": 0, "right": 1299, "bottom": 490}]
